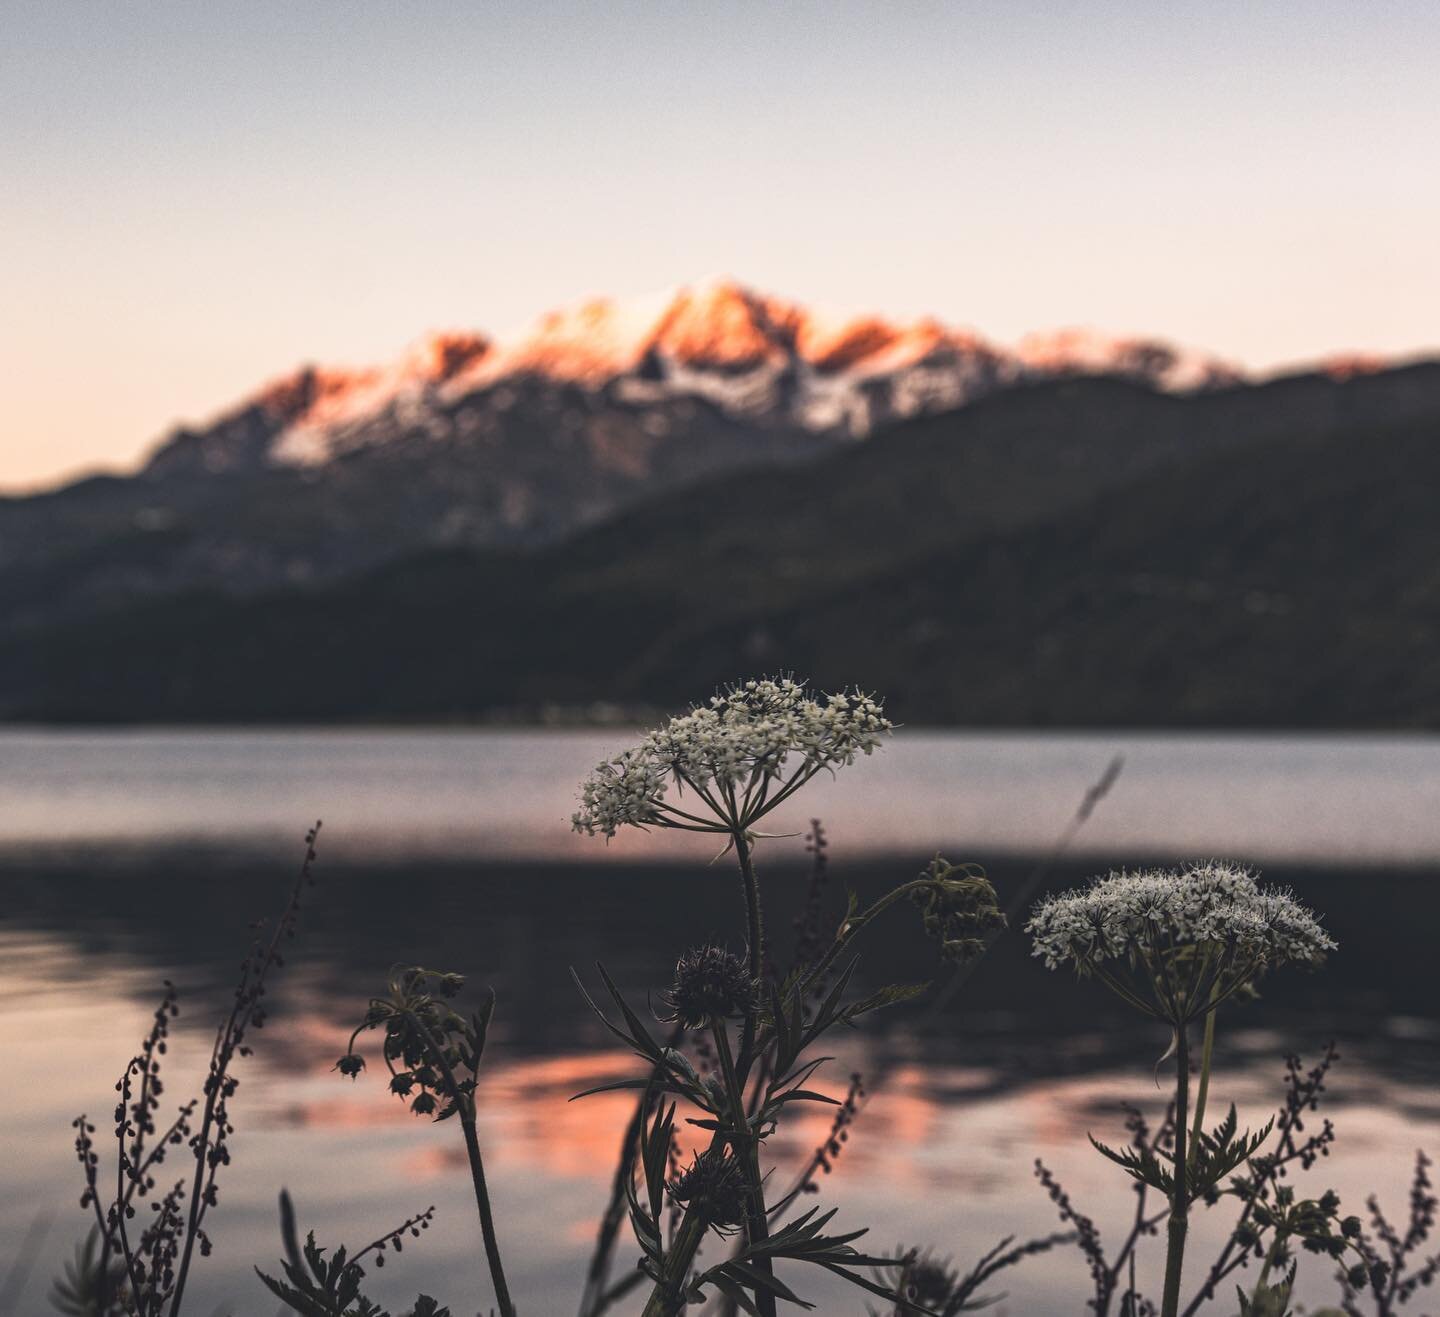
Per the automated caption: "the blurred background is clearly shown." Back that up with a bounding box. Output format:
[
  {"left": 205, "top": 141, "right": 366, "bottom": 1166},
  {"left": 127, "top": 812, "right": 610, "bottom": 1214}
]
[{"left": 3, "top": 2, "right": 1439, "bottom": 1312}]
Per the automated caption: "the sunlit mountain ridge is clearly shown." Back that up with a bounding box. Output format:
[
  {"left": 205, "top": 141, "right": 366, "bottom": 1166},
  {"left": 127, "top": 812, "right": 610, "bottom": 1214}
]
[
  {"left": 2, "top": 281, "right": 1436, "bottom": 725},
  {"left": 142, "top": 277, "right": 1245, "bottom": 476}
]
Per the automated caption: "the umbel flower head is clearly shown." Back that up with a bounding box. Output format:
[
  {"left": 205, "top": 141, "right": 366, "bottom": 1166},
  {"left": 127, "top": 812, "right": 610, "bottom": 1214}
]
[
  {"left": 1026, "top": 862, "right": 1335, "bottom": 1023},
  {"left": 571, "top": 676, "right": 892, "bottom": 838},
  {"left": 659, "top": 944, "right": 759, "bottom": 1030}
]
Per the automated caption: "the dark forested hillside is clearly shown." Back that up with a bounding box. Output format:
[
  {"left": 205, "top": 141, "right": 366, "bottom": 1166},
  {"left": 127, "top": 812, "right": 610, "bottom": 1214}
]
[{"left": 4, "top": 365, "right": 1440, "bottom": 726}]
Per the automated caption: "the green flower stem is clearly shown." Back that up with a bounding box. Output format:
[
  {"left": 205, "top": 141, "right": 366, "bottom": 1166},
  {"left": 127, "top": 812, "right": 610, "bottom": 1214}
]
[
  {"left": 794, "top": 878, "right": 932, "bottom": 999},
  {"left": 1187, "top": 993, "right": 1219, "bottom": 1169},
  {"left": 732, "top": 829, "right": 766, "bottom": 1065},
  {"left": 740, "top": 762, "right": 816, "bottom": 826},
  {"left": 457, "top": 1115, "right": 514, "bottom": 1317},
  {"left": 640, "top": 1211, "right": 709, "bottom": 1317},
  {"left": 1161, "top": 1023, "right": 1192, "bottom": 1317},
  {"left": 1249, "top": 1236, "right": 1282, "bottom": 1304},
  {"left": 638, "top": 826, "right": 778, "bottom": 1317},
  {"left": 405, "top": 1009, "right": 515, "bottom": 1317},
  {"left": 712, "top": 1018, "right": 777, "bottom": 1317}
]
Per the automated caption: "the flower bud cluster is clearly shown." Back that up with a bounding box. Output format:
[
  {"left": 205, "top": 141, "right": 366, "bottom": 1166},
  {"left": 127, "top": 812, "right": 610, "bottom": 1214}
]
[
  {"left": 1245, "top": 1184, "right": 1383, "bottom": 1289},
  {"left": 335, "top": 966, "right": 481, "bottom": 1121},
  {"left": 909, "top": 857, "right": 1006, "bottom": 964}
]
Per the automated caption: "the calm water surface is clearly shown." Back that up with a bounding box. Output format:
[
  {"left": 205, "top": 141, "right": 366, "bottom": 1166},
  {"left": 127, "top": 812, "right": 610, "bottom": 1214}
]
[
  {"left": 2, "top": 729, "right": 1438, "bottom": 1314},
  {"left": 5, "top": 725, "right": 1440, "bottom": 863}
]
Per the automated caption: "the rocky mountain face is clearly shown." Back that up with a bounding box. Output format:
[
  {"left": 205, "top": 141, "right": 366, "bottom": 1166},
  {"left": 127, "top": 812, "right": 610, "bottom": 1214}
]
[
  {"left": 141, "top": 278, "right": 1242, "bottom": 478},
  {"left": 0, "top": 279, "right": 1421, "bottom": 652},
  {"left": 0, "top": 280, "right": 1249, "bottom": 632}
]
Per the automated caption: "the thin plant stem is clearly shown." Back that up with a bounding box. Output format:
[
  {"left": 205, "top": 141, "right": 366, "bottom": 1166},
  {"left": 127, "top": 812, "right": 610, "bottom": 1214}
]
[
  {"left": 168, "top": 826, "right": 318, "bottom": 1317},
  {"left": 1249, "top": 1237, "right": 1282, "bottom": 1304},
  {"left": 405, "top": 1008, "right": 515, "bottom": 1317},
  {"left": 457, "top": 1116, "right": 514, "bottom": 1317},
  {"left": 1160, "top": 1023, "right": 1191, "bottom": 1317},
  {"left": 636, "top": 827, "right": 777, "bottom": 1317},
  {"left": 639, "top": 1212, "right": 708, "bottom": 1317},
  {"left": 793, "top": 878, "right": 934, "bottom": 1000},
  {"left": 712, "top": 1018, "right": 777, "bottom": 1317},
  {"left": 732, "top": 829, "right": 765, "bottom": 1069},
  {"left": 1187, "top": 993, "right": 1219, "bottom": 1168}
]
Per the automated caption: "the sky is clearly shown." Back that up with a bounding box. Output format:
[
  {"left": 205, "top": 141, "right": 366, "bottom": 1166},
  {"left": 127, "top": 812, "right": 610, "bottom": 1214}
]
[{"left": 3, "top": 1, "right": 1438, "bottom": 490}]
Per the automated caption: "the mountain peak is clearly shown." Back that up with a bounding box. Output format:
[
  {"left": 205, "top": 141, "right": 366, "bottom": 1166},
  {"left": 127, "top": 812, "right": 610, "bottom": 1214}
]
[
  {"left": 650, "top": 279, "right": 802, "bottom": 371},
  {"left": 401, "top": 330, "right": 492, "bottom": 383},
  {"left": 159, "top": 278, "right": 1262, "bottom": 476}
]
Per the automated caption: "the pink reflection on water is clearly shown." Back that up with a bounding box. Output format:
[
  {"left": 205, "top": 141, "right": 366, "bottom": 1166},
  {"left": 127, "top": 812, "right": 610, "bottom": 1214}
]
[{"left": 6, "top": 921, "right": 1440, "bottom": 1313}]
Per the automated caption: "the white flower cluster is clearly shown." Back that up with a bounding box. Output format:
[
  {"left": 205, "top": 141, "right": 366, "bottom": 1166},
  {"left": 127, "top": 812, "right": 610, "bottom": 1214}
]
[
  {"left": 570, "top": 748, "right": 671, "bottom": 837},
  {"left": 1026, "top": 861, "right": 1336, "bottom": 973},
  {"left": 571, "top": 677, "right": 893, "bottom": 838}
]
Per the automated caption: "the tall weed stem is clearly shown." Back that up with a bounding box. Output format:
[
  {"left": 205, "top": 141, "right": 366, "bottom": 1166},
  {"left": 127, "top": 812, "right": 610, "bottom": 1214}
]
[
  {"left": 404, "top": 1007, "right": 514, "bottom": 1317},
  {"left": 1161, "top": 1025, "right": 1191, "bottom": 1317}
]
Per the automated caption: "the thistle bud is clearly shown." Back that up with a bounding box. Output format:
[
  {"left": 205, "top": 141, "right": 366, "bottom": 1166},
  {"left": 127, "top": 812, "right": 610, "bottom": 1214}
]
[
  {"left": 660, "top": 945, "right": 760, "bottom": 1030},
  {"left": 667, "top": 1150, "right": 749, "bottom": 1230}
]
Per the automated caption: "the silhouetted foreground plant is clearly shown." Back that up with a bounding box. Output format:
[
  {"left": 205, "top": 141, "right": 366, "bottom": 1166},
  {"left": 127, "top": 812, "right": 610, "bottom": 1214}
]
[
  {"left": 255, "top": 1189, "right": 445, "bottom": 1317},
  {"left": 571, "top": 678, "right": 1018, "bottom": 1315},
  {"left": 50, "top": 1230, "right": 127, "bottom": 1316},
  {"left": 334, "top": 965, "right": 514, "bottom": 1316},
  {"left": 867, "top": 1232, "right": 1074, "bottom": 1315},
  {"left": 1029, "top": 863, "right": 1336, "bottom": 1317},
  {"left": 1025, "top": 862, "right": 1431, "bottom": 1317},
  {"left": 48, "top": 679, "right": 1440, "bottom": 1315},
  {"left": 68, "top": 823, "right": 320, "bottom": 1317},
  {"left": 1034, "top": 1103, "right": 1172, "bottom": 1315},
  {"left": 1036, "top": 1044, "right": 1411, "bottom": 1316},
  {"left": 1332, "top": 1150, "right": 1440, "bottom": 1314}
]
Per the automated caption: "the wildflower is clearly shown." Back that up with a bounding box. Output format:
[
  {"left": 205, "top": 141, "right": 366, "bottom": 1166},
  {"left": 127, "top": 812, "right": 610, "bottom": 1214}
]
[
  {"left": 667, "top": 1150, "right": 749, "bottom": 1230},
  {"left": 334, "top": 1053, "right": 365, "bottom": 1079},
  {"left": 1026, "top": 862, "right": 1334, "bottom": 1021},
  {"left": 659, "top": 945, "right": 759, "bottom": 1030},
  {"left": 571, "top": 676, "right": 892, "bottom": 838},
  {"left": 1030, "top": 867, "right": 1336, "bottom": 1317},
  {"left": 336, "top": 966, "right": 513, "bottom": 1313}
]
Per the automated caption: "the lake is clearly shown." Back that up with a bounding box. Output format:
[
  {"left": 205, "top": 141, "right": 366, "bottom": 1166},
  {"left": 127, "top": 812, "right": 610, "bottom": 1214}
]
[{"left": 2, "top": 728, "right": 1438, "bottom": 1315}]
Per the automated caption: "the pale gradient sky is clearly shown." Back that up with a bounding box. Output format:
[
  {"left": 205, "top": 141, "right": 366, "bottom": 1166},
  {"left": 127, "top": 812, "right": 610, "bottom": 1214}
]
[{"left": 3, "top": 1, "right": 1438, "bottom": 490}]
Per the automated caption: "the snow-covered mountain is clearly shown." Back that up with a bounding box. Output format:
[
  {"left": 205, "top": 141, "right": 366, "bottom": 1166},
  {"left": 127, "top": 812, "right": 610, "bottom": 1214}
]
[
  {"left": 29, "top": 278, "right": 1422, "bottom": 642},
  {"left": 144, "top": 278, "right": 1243, "bottom": 477}
]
